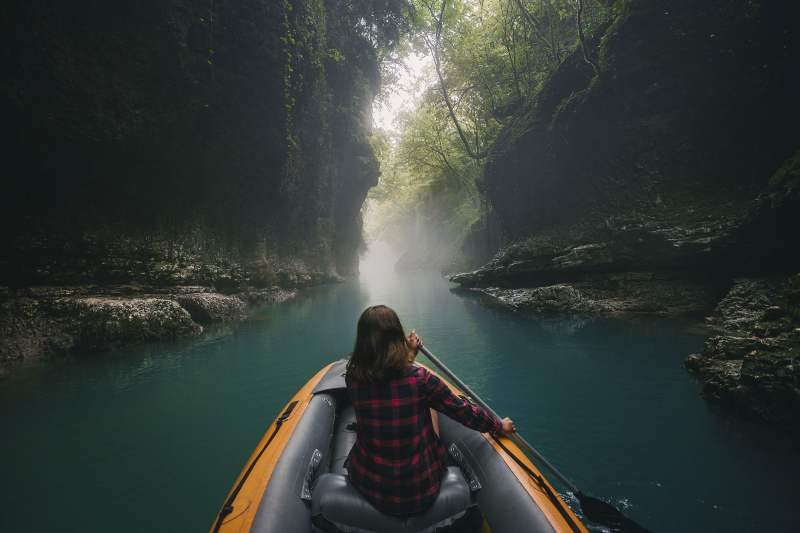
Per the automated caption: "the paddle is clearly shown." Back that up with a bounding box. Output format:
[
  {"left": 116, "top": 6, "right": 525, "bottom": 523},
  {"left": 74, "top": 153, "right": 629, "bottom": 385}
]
[{"left": 418, "top": 345, "right": 651, "bottom": 533}]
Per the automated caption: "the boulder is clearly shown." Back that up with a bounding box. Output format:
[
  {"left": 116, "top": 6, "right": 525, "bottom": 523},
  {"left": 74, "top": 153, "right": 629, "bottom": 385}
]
[
  {"left": 475, "top": 285, "right": 607, "bottom": 315},
  {"left": 173, "top": 294, "right": 246, "bottom": 323},
  {"left": 685, "top": 274, "right": 800, "bottom": 427},
  {"left": 239, "top": 287, "right": 299, "bottom": 304},
  {"left": 707, "top": 278, "right": 786, "bottom": 332},
  {"left": 79, "top": 298, "right": 202, "bottom": 350}
]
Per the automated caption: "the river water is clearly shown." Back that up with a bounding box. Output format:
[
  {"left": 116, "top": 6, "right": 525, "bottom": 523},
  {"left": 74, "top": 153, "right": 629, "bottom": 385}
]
[{"left": 1, "top": 244, "right": 798, "bottom": 533}]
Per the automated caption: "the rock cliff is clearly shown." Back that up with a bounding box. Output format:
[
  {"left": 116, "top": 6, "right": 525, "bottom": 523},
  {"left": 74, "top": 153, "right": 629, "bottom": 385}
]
[
  {"left": 446, "top": 0, "right": 800, "bottom": 425},
  {"left": 0, "top": 0, "right": 399, "bottom": 364},
  {"left": 451, "top": 0, "right": 800, "bottom": 314}
]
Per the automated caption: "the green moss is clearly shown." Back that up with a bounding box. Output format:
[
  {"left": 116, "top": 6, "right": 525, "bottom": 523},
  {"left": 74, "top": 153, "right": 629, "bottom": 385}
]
[
  {"left": 550, "top": 81, "right": 595, "bottom": 126},
  {"left": 741, "top": 350, "right": 798, "bottom": 381},
  {"left": 598, "top": 0, "right": 643, "bottom": 69}
]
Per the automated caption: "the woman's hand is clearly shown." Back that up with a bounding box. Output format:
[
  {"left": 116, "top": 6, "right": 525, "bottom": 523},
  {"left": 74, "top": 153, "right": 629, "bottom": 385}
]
[
  {"left": 406, "top": 329, "right": 422, "bottom": 360},
  {"left": 500, "top": 417, "right": 516, "bottom": 435}
]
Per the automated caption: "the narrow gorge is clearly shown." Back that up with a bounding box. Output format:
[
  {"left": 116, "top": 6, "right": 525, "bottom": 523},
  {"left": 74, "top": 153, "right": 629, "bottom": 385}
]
[
  {"left": 1, "top": 0, "right": 396, "bottom": 363},
  {"left": 2, "top": 2, "right": 800, "bottom": 532}
]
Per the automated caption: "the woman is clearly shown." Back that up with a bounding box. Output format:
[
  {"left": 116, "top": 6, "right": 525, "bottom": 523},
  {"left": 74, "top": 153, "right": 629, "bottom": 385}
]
[{"left": 344, "top": 305, "right": 516, "bottom": 516}]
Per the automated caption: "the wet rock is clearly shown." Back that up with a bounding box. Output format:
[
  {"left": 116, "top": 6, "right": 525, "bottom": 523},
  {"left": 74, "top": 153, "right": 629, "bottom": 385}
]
[
  {"left": 683, "top": 353, "right": 704, "bottom": 372},
  {"left": 448, "top": 271, "right": 480, "bottom": 286},
  {"left": 700, "top": 336, "right": 758, "bottom": 361},
  {"left": 170, "top": 286, "right": 213, "bottom": 295},
  {"left": 475, "top": 285, "right": 607, "bottom": 315},
  {"left": 685, "top": 274, "right": 800, "bottom": 427},
  {"left": 239, "top": 287, "right": 299, "bottom": 304},
  {"left": 578, "top": 280, "right": 717, "bottom": 314},
  {"left": 246, "top": 260, "right": 279, "bottom": 289},
  {"left": 0, "top": 298, "right": 82, "bottom": 361},
  {"left": 173, "top": 294, "right": 246, "bottom": 323},
  {"left": 78, "top": 298, "right": 202, "bottom": 350},
  {"left": 470, "top": 279, "right": 715, "bottom": 316},
  {"left": 447, "top": 218, "right": 742, "bottom": 291},
  {"left": 0, "top": 286, "right": 299, "bottom": 365},
  {"left": 708, "top": 278, "right": 786, "bottom": 332},
  {"left": 551, "top": 243, "right": 614, "bottom": 270}
]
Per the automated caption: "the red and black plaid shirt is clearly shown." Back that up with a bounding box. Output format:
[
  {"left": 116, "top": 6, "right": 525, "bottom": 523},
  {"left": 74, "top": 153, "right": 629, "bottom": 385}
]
[{"left": 344, "top": 363, "right": 502, "bottom": 516}]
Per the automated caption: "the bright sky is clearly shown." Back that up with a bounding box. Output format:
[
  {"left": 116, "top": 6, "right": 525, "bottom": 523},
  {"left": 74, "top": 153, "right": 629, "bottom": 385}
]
[{"left": 373, "top": 53, "right": 433, "bottom": 133}]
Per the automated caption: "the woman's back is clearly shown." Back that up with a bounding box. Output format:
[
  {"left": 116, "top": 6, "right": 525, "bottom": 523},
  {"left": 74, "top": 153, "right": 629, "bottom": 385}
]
[
  {"left": 345, "top": 363, "right": 501, "bottom": 515},
  {"left": 345, "top": 364, "right": 446, "bottom": 515},
  {"left": 344, "top": 305, "right": 507, "bottom": 516}
]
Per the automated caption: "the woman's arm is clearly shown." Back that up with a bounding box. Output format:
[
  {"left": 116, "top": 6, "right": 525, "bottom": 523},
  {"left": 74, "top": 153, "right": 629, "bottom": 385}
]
[{"left": 425, "top": 369, "right": 508, "bottom": 434}]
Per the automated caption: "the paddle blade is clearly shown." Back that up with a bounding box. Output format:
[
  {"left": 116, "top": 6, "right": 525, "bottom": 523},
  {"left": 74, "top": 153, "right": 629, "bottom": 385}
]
[{"left": 576, "top": 492, "right": 651, "bottom": 533}]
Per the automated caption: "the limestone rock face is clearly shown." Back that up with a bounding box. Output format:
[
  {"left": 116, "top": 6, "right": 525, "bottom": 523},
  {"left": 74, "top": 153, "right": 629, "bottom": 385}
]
[
  {"left": 79, "top": 299, "right": 202, "bottom": 350},
  {"left": 444, "top": 0, "right": 800, "bottom": 428},
  {"left": 707, "top": 278, "right": 786, "bottom": 333},
  {"left": 0, "top": 0, "right": 391, "bottom": 367},
  {"left": 475, "top": 286, "right": 606, "bottom": 315},
  {"left": 450, "top": 1, "right": 800, "bottom": 317},
  {"left": 1, "top": 0, "right": 383, "bottom": 292},
  {"left": 0, "top": 297, "right": 205, "bottom": 362},
  {"left": 172, "top": 294, "right": 246, "bottom": 323},
  {"left": 482, "top": 0, "right": 799, "bottom": 258},
  {"left": 472, "top": 279, "right": 717, "bottom": 316},
  {"left": 240, "top": 288, "right": 299, "bottom": 304},
  {"left": 0, "top": 299, "right": 84, "bottom": 361}
]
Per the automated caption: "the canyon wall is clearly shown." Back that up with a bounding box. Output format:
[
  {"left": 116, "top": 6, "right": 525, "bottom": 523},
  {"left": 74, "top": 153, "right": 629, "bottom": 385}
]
[
  {"left": 0, "top": 0, "right": 392, "bottom": 363},
  {"left": 454, "top": 0, "right": 800, "bottom": 309},
  {"left": 449, "top": 0, "right": 800, "bottom": 427}
]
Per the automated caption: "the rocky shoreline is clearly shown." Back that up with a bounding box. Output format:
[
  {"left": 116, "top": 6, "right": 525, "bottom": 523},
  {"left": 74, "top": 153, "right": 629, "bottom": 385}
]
[
  {"left": 455, "top": 274, "right": 800, "bottom": 429},
  {"left": 0, "top": 222, "right": 350, "bottom": 370},
  {"left": 464, "top": 278, "right": 719, "bottom": 316},
  {"left": 1, "top": 0, "right": 384, "bottom": 372},
  {"left": 0, "top": 284, "right": 302, "bottom": 370},
  {"left": 684, "top": 276, "right": 800, "bottom": 428},
  {"left": 445, "top": 145, "right": 800, "bottom": 428}
]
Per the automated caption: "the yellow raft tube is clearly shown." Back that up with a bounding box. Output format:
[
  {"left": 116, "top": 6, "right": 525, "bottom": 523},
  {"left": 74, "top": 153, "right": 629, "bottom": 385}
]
[{"left": 210, "top": 360, "right": 589, "bottom": 533}]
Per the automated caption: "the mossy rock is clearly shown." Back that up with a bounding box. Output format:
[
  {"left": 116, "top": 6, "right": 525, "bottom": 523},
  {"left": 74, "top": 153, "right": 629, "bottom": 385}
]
[
  {"left": 79, "top": 299, "right": 202, "bottom": 350},
  {"left": 173, "top": 294, "right": 246, "bottom": 323}
]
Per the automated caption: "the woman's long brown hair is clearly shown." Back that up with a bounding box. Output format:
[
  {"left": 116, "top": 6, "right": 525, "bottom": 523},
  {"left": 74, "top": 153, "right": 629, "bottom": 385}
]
[{"left": 347, "top": 305, "right": 411, "bottom": 383}]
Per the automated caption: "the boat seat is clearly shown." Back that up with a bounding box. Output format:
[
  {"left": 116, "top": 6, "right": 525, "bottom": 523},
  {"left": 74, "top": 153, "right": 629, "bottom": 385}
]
[
  {"left": 330, "top": 404, "right": 358, "bottom": 475},
  {"left": 310, "top": 467, "right": 474, "bottom": 533}
]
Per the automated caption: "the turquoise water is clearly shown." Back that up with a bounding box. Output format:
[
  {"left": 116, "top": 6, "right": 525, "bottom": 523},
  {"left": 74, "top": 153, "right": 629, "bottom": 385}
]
[{"left": 1, "top": 247, "right": 798, "bottom": 532}]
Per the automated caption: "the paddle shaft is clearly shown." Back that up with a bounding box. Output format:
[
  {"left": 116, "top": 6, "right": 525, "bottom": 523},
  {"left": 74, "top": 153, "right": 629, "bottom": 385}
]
[{"left": 419, "top": 345, "right": 581, "bottom": 495}]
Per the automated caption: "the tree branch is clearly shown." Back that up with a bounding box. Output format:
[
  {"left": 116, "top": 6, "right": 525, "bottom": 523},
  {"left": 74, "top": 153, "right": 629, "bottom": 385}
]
[{"left": 577, "top": 0, "right": 602, "bottom": 78}]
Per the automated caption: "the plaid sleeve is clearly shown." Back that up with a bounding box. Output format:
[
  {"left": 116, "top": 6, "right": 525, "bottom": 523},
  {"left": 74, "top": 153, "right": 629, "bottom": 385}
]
[{"left": 424, "top": 369, "right": 503, "bottom": 434}]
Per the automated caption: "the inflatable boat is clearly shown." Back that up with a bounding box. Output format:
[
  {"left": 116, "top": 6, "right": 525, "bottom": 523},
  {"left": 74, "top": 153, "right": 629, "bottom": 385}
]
[{"left": 210, "top": 359, "right": 589, "bottom": 533}]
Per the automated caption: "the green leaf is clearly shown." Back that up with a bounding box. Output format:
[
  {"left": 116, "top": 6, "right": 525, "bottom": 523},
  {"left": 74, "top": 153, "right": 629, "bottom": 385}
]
[
  {"left": 207, "top": 59, "right": 212, "bottom": 64},
  {"left": 200, "top": 17, "right": 204, "bottom": 21},
  {"left": 209, "top": 49, "right": 214, "bottom": 54}
]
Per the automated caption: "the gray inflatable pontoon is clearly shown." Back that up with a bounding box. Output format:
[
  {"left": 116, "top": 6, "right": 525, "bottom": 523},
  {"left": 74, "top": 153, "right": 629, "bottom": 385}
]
[{"left": 210, "top": 360, "right": 588, "bottom": 533}]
